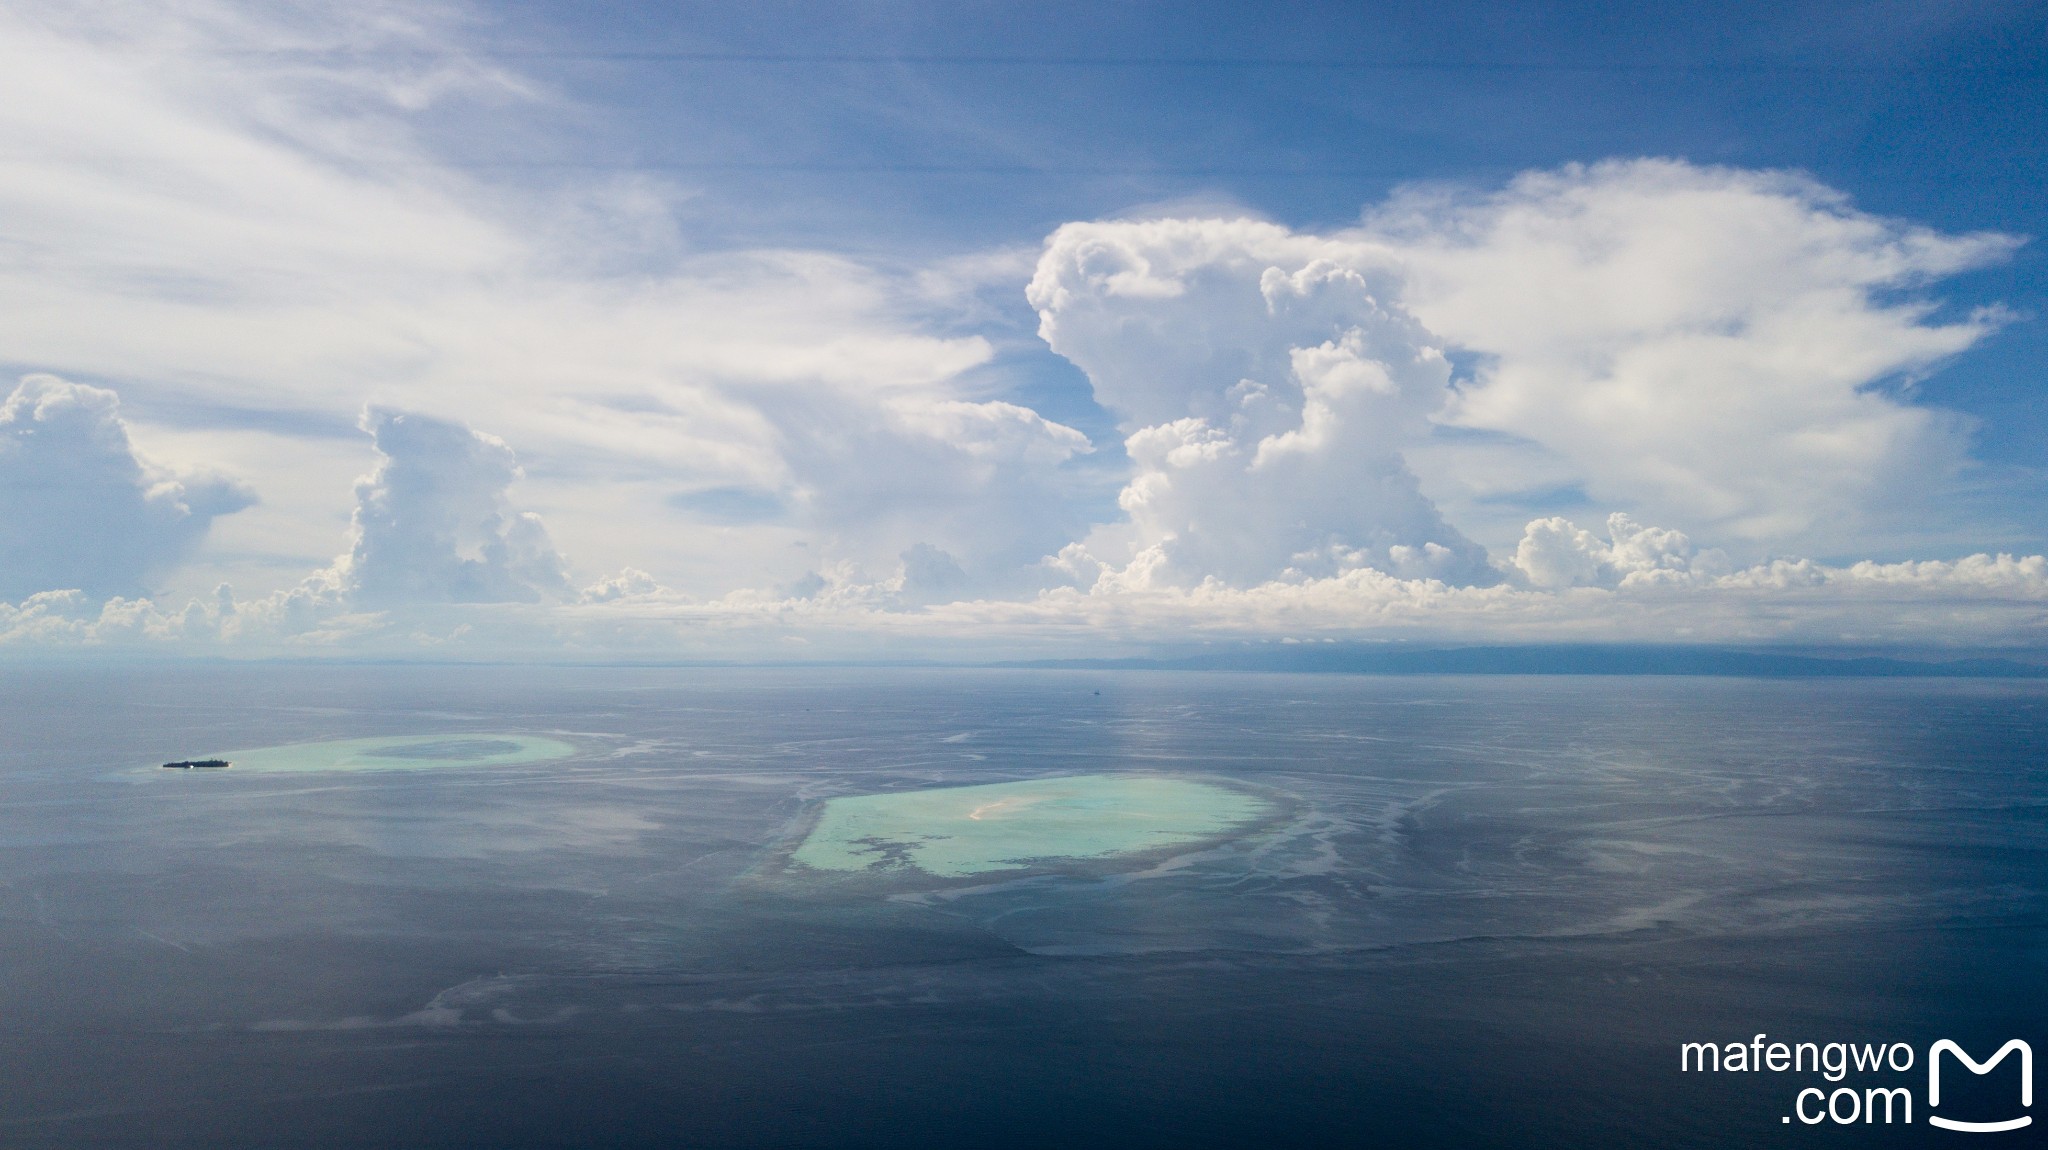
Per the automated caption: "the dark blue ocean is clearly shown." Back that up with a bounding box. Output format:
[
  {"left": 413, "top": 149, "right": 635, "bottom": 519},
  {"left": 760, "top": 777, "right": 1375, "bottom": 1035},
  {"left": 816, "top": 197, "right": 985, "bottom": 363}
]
[{"left": 1, "top": 666, "right": 2042, "bottom": 1147}]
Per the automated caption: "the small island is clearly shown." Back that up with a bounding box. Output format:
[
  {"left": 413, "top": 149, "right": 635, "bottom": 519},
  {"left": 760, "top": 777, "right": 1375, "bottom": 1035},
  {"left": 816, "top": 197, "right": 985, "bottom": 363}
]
[{"left": 162, "top": 759, "right": 232, "bottom": 769}]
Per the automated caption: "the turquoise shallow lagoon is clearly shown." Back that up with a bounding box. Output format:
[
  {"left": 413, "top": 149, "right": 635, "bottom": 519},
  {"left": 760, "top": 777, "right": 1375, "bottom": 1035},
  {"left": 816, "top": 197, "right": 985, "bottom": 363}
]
[
  {"left": 203, "top": 734, "right": 577, "bottom": 773},
  {"left": 791, "top": 774, "right": 1270, "bottom": 878}
]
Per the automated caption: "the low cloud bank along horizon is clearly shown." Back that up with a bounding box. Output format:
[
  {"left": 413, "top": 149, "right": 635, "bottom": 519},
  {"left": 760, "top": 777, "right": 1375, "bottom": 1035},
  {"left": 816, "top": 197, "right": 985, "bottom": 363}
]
[{"left": 0, "top": 4, "right": 2042, "bottom": 656}]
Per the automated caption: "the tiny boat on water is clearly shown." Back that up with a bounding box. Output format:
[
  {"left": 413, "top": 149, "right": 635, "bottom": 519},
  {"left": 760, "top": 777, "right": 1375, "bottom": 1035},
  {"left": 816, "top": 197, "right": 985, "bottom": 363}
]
[{"left": 162, "top": 759, "right": 231, "bottom": 769}]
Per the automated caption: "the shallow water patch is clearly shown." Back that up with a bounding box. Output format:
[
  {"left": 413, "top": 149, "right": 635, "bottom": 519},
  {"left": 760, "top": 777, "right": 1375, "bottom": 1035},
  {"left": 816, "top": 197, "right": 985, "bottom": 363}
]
[
  {"left": 173, "top": 734, "right": 578, "bottom": 774},
  {"left": 790, "top": 774, "right": 1271, "bottom": 878}
]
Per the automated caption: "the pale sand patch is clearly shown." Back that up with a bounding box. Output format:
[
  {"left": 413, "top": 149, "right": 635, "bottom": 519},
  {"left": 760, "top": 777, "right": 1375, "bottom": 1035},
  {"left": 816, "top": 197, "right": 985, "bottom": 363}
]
[{"left": 792, "top": 774, "right": 1270, "bottom": 878}]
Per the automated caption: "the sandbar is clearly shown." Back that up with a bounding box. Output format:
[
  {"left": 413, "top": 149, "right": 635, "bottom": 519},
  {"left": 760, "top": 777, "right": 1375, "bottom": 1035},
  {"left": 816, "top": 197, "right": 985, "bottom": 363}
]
[{"left": 791, "top": 774, "right": 1269, "bottom": 878}]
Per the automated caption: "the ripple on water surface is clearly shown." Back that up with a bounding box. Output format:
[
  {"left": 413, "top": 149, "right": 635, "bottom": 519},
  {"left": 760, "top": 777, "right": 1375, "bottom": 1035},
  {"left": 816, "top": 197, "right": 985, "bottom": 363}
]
[
  {"left": 187, "top": 734, "right": 578, "bottom": 773},
  {"left": 791, "top": 774, "right": 1272, "bottom": 878}
]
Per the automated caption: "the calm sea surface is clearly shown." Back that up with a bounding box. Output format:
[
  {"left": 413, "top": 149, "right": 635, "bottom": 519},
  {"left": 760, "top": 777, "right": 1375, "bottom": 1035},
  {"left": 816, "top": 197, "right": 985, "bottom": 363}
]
[{"left": 1, "top": 666, "right": 2042, "bottom": 1147}]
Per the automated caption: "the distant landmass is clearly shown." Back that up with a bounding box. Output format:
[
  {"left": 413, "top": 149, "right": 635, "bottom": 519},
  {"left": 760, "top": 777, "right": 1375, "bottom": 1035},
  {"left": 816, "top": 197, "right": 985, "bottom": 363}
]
[{"left": 1003, "top": 645, "right": 2048, "bottom": 678}]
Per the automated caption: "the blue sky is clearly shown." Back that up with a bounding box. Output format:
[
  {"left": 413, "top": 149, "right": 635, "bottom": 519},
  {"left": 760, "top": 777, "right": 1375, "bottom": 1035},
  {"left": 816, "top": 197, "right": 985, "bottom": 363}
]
[
  {"left": 333, "top": 0, "right": 2048, "bottom": 525},
  {"left": 0, "top": 0, "right": 2044, "bottom": 656}
]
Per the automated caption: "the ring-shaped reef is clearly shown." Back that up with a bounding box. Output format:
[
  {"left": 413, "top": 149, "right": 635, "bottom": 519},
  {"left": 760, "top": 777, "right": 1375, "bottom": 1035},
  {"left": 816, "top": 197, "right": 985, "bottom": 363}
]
[
  {"left": 189, "top": 734, "right": 577, "bottom": 774},
  {"left": 790, "top": 774, "right": 1271, "bottom": 878}
]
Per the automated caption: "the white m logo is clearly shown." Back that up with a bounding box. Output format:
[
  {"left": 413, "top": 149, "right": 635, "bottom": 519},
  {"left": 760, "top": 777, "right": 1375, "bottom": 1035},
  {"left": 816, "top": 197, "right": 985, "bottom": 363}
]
[{"left": 1929, "top": 1040, "right": 2032, "bottom": 1133}]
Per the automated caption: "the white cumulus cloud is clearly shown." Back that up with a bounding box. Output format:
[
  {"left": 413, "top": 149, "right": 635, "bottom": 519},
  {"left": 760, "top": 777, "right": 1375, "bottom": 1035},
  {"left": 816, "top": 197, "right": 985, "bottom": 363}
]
[
  {"left": 0, "top": 4, "right": 2037, "bottom": 658},
  {"left": 1029, "top": 219, "right": 1493, "bottom": 588},
  {"left": 332, "top": 408, "right": 571, "bottom": 606},
  {"left": 1511, "top": 513, "right": 1726, "bottom": 590},
  {"left": 0, "top": 1, "right": 1097, "bottom": 602},
  {"left": 1386, "top": 159, "right": 2016, "bottom": 549},
  {"left": 0, "top": 374, "right": 252, "bottom": 600},
  {"left": 1025, "top": 161, "right": 2019, "bottom": 589}
]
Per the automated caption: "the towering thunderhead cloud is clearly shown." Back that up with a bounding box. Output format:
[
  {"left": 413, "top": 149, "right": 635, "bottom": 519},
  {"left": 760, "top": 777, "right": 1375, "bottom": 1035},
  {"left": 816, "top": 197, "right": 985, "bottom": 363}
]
[
  {"left": 339, "top": 408, "right": 570, "bottom": 605},
  {"left": 1030, "top": 218, "right": 1493, "bottom": 588}
]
